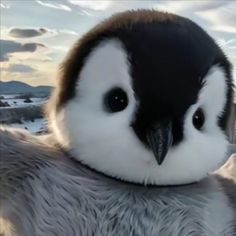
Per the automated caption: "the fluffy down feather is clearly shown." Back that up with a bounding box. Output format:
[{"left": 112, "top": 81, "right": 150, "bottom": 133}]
[{"left": 0, "top": 127, "right": 235, "bottom": 236}]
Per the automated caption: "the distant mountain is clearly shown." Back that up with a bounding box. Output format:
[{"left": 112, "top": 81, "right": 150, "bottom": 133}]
[{"left": 0, "top": 81, "right": 53, "bottom": 94}]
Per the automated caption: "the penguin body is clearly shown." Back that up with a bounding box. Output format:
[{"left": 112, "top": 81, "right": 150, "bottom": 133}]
[
  {"left": 0, "top": 10, "right": 236, "bottom": 235},
  {"left": 0, "top": 127, "right": 235, "bottom": 236}
]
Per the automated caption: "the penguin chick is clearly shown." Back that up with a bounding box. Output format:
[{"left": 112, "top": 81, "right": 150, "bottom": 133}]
[
  {"left": 48, "top": 10, "right": 234, "bottom": 185},
  {"left": 1, "top": 10, "right": 236, "bottom": 236}
]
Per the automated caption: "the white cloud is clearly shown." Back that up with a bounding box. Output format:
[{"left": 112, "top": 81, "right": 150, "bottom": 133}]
[
  {"left": 36, "top": 0, "right": 71, "bottom": 11},
  {"left": 78, "top": 9, "right": 93, "bottom": 17},
  {"left": 59, "top": 29, "right": 79, "bottom": 36},
  {"left": 51, "top": 46, "right": 69, "bottom": 52},
  {"left": 217, "top": 39, "right": 236, "bottom": 48},
  {"left": 212, "top": 25, "right": 236, "bottom": 34},
  {"left": 153, "top": 1, "right": 226, "bottom": 14},
  {"left": 196, "top": 2, "right": 236, "bottom": 34},
  {"left": 0, "top": 3, "right": 10, "bottom": 9},
  {"left": 8, "top": 64, "right": 36, "bottom": 73},
  {"left": 68, "top": 0, "right": 111, "bottom": 11}
]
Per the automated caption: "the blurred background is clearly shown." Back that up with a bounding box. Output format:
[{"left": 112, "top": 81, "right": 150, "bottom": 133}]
[{"left": 0, "top": 0, "right": 235, "bottom": 137}]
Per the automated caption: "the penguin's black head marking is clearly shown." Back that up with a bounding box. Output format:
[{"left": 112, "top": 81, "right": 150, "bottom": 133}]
[{"left": 49, "top": 10, "right": 234, "bottom": 185}]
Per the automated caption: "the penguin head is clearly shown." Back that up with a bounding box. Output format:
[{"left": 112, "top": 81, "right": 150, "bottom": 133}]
[{"left": 48, "top": 10, "right": 234, "bottom": 185}]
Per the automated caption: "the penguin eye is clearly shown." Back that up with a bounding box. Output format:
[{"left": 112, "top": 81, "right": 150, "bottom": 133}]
[
  {"left": 192, "top": 108, "right": 205, "bottom": 130},
  {"left": 104, "top": 88, "right": 128, "bottom": 113}
]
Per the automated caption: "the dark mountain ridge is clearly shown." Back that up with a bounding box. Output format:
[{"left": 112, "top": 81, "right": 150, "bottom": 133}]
[{"left": 0, "top": 81, "right": 52, "bottom": 94}]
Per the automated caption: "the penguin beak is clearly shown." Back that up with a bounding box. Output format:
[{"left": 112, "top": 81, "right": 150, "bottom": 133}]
[{"left": 146, "top": 121, "right": 173, "bottom": 165}]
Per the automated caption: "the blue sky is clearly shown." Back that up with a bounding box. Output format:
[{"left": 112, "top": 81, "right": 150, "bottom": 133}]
[{"left": 1, "top": 0, "right": 236, "bottom": 86}]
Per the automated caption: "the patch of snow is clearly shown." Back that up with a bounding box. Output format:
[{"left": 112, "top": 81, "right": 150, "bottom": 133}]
[
  {"left": 9, "top": 118, "right": 47, "bottom": 134},
  {"left": 0, "top": 97, "right": 46, "bottom": 109}
]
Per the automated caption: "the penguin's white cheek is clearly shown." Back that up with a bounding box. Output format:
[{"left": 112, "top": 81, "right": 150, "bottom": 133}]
[
  {"left": 175, "top": 65, "right": 229, "bottom": 179},
  {"left": 59, "top": 97, "right": 148, "bottom": 161},
  {"left": 52, "top": 38, "right": 136, "bottom": 151},
  {"left": 177, "top": 124, "right": 228, "bottom": 180}
]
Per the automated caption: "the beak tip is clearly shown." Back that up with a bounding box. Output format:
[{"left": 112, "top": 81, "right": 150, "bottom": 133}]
[
  {"left": 147, "top": 121, "right": 173, "bottom": 166},
  {"left": 156, "top": 155, "right": 165, "bottom": 165}
]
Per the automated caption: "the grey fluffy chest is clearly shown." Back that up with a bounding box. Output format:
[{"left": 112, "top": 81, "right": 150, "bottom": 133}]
[
  {"left": 7, "top": 163, "right": 235, "bottom": 236},
  {"left": 0, "top": 130, "right": 234, "bottom": 236}
]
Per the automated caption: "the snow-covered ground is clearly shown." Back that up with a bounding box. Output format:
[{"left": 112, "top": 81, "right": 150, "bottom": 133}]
[
  {"left": 0, "top": 95, "right": 46, "bottom": 108},
  {"left": 0, "top": 94, "right": 48, "bottom": 134},
  {"left": 9, "top": 118, "right": 47, "bottom": 134},
  {"left": 5, "top": 98, "right": 44, "bottom": 108}
]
